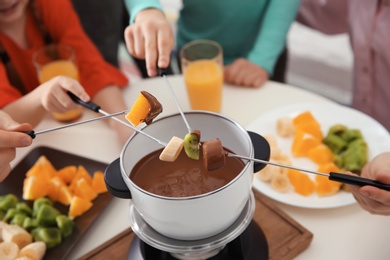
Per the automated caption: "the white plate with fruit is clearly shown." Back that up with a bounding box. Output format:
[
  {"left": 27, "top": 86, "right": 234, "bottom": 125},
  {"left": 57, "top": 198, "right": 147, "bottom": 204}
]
[{"left": 246, "top": 102, "right": 390, "bottom": 209}]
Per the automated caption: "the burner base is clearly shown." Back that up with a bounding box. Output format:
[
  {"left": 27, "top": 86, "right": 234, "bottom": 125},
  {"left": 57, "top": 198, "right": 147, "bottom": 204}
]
[{"left": 128, "top": 220, "right": 268, "bottom": 260}]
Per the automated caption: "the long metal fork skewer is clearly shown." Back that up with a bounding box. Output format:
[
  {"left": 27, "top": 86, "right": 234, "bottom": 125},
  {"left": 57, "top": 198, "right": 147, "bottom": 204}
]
[
  {"left": 228, "top": 153, "right": 390, "bottom": 191},
  {"left": 228, "top": 153, "right": 328, "bottom": 177},
  {"left": 64, "top": 91, "right": 167, "bottom": 146},
  {"left": 162, "top": 74, "right": 193, "bottom": 133},
  {"left": 98, "top": 109, "right": 167, "bottom": 146},
  {"left": 26, "top": 110, "right": 127, "bottom": 138}
]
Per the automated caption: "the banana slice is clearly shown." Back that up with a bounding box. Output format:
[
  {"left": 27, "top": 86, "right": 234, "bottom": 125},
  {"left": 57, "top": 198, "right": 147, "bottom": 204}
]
[
  {"left": 271, "top": 172, "right": 291, "bottom": 193},
  {"left": 159, "top": 136, "right": 185, "bottom": 162},
  {"left": 256, "top": 167, "right": 274, "bottom": 182},
  {"left": 0, "top": 241, "right": 19, "bottom": 260},
  {"left": 15, "top": 257, "right": 31, "bottom": 260},
  {"left": 18, "top": 241, "right": 46, "bottom": 260},
  {"left": 262, "top": 134, "right": 278, "bottom": 149},
  {"left": 1, "top": 224, "right": 32, "bottom": 249},
  {"left": 274, "top": 154, "right": 292, "bottom": 166},
  {"left": 256, "top": 160, "right": 282, "bottom": 182},
  {"left": 276, "top": 116, "right": 295, "bottom": 137},
  {"left": 270, "top": 146, "right": 283, "bottom": 160},
  {"left": 0, "top": 221, "right": 7, "bottom": 241}
]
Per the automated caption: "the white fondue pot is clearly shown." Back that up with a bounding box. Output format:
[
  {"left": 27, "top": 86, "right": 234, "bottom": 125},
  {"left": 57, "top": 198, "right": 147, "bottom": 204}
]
[{"left": 105, "top": 111, "right": 270, "bottom": 240}]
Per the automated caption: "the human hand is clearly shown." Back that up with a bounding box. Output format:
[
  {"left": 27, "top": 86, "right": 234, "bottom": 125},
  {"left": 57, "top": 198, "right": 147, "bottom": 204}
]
[
  {"left": 124, "top": 8, "right": 174, "bottom": 77},
  {"left": 347, "top": 152, "right": 390, "bottom": 215},
  {"left": 224, "top": 58, "right": 269, "bottom": 88},
  {"left": 0, "top": 111, "right": 32, "bottom": 182},
  {"left": 37, "top": 76, "right": 90, "bottom": 113}
]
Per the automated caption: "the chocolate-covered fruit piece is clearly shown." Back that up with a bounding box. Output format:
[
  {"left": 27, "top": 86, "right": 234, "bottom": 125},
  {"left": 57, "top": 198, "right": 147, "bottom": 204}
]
[
  {"left": 202, "top": 138, "right": 226, "bottom": 171},
  {"left": 126, "top": 91, "right": 163, "bottom": 126},
  {"left": 183, "top": 130, "right": 201, "bottom": 160}
]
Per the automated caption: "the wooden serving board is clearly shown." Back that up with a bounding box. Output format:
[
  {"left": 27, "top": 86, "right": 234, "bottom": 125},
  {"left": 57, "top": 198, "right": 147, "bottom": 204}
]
[{"left": 81, "top": 189, "right": 313, "bottom": 260}]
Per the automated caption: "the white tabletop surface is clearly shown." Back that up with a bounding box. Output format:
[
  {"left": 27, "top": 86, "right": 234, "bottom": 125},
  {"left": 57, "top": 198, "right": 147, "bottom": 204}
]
[{"left": 11, "top": 75, "right": 390, "bottom": 260}]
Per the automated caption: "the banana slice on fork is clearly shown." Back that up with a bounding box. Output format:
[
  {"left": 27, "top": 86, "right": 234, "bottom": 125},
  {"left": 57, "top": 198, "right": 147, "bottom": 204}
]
[{"left": 159, "top": 136, "right": 185, "bottom": 162}]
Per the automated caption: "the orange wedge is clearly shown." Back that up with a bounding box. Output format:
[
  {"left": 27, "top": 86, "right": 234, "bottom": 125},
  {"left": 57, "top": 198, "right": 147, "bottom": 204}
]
[
  {"left": 55, "top": 185, "right": 73, "bottom": 206},
  {"left": 71, "top": 178, "right": 97, "bottom": 201},
  {"left": 293, "top": 111, "right": 319, "bottom": 127},
  {"left": 68, "top": 196, "right": 93, "bottom": 219},
  {"left": 317, "top": 162, "right": 340, "bottom": 174},
  {"left": 291, "top": 130, "right": 321, "bottom": 157},
  {"left": 47, "top": 176, "right": 73, "bottom": 205},
  {"left": 315, "top": 175, "right": 342, "bottom": 196},
  {"left": 294, "top": 121, "right": 323, "bottom": 140},
  {"left": 126, "top": 93, "right": 151, "bottom": 126},
  {"left": 292, "top": 111, "right": 323, "bottom": 140},
  {"left": 26, "top": 155, "right": 56, "bottom": 180},
  {"left": 22, "top": 175, "right": 50, "bottom": 200},
  {"left": 56, "top": 165, "right": 77, "bottom": 184},
  {"left": 70, "top": 165, "right": 93, "bottom": 190},
  {"left": 92, "top": 171, "right": 108, "bottom": 194},
  {"left": 307, "top": 144, "right": 335, "bottom": 165},
  {"left": 287, "top": 169, "right": 315, "bottom": 196}
]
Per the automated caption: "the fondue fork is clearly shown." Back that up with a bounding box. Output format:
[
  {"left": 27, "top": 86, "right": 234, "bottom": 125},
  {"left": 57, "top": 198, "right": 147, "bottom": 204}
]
[
  {"left": 25, "top": 110, "right": 127, "bottom": 139},
  {"left": 64, "top": 91, "right": 167, "bottom": 146},
  {"left": 159, "top": 69, "right": 192, "bottom": 133},
  {"left": 228, "top": 153, "right": 390, "bottom": 191}
]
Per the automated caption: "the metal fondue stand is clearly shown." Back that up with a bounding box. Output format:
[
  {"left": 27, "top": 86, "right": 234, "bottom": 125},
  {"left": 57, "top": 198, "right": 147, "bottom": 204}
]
[
  {"left": 127, "top": 198, "right": 267, "bottom": 260},
  {"left": 104, "top": 131, "right": 272, "bottom": 260}
]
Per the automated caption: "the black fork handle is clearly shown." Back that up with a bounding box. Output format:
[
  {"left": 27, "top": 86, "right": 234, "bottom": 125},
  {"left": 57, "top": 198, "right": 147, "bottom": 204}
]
[
  {"left": 329, "top": 172, "right": 390, "bottom": 191},
  {"left": 67, "top": 91, "right": 100, "bottom": 112}
]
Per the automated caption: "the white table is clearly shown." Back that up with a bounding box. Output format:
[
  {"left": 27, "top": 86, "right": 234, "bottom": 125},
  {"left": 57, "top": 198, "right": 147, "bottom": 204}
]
[{"left": 12, "top": 75, "right": 390, "bottom": 260}]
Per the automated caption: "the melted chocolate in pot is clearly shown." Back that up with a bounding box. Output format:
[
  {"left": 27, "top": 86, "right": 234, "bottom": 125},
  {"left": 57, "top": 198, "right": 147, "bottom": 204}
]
[{"left": 129, "top": 147, "right": 245, "bottom": 197}]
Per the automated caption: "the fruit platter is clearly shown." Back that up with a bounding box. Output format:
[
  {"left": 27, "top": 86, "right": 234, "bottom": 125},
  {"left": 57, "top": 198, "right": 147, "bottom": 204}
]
[
  {"left": 0, "top": 146, "right": 111, "bottom": 260},
  {"left": 246, "top": 103, "right": 390, "bottom": 209}
]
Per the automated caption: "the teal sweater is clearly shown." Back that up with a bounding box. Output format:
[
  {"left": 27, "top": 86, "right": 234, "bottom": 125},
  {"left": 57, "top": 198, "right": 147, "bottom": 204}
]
[{"left": 125, "top": 0, "right": 300, "bottom": 75}]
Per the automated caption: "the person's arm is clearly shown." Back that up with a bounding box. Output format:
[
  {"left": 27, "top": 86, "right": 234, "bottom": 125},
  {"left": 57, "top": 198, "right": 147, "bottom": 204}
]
[
  {"left": 2, "top": 71, "right": 90, "bottom": 127},
  {"left": 247, "top": 0, "right": 300, "bottom": 75},
  {"left": 296, "top": 0, "right": 349, "bottom": 35},
  {"left": 42, "top": 0, "right": 131, "bottom": 144},
  {"left": 124, "top": 0, "right": 163, "bottom": 24},
  {"left": 40, "top": 0, "right": 128, "bottom": 97},
  {"left": 124, "top": 0, "right": 174, "bottom": 77}
]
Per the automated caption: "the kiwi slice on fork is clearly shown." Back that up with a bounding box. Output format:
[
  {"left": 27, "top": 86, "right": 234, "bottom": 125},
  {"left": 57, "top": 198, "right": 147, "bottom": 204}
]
[{"left": 183, "top": 130, "right": 201, "bottom": 160}]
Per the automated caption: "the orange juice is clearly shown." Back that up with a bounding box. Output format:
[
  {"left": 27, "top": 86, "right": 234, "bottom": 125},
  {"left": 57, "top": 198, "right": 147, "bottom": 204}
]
[
  {"left": 38, "top": 60, "right": 79, "bottom": 83},
  {"left": 184, "top": 59, "right": 223, "bottom": 112},
  {"left": 38, "top": 60, "right": 82, "bottom": 122}
]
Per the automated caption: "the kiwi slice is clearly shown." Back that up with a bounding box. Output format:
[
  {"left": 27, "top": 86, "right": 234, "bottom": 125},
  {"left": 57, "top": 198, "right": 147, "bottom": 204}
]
[{"left": 183, "top": 130, "right": 201, "bottom": 160}]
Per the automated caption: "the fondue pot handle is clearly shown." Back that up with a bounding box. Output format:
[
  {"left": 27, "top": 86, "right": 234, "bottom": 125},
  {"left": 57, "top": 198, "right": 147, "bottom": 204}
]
[
  {"left": 247, "top": 131, "right": 271, "bottom": 173},
  {"left": 104, "top": 158, "right": 132, "bottom": 199}
]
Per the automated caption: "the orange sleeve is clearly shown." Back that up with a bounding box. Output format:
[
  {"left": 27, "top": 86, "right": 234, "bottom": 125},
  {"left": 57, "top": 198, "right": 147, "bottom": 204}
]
[
  {"left": 0, "top": 63, "right": 23, "bottom": 107},
  {"left": 37, "top": 0, "right": 128, "bottom": 98}
]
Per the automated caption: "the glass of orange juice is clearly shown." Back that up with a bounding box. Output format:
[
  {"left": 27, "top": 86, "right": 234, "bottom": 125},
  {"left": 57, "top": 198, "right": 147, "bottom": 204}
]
[
  {"left": 32, "top": 44, "right": 83, "bottom": 122},
  {"left": 180, "top": 40, "right": 223, "bottom": 112}
]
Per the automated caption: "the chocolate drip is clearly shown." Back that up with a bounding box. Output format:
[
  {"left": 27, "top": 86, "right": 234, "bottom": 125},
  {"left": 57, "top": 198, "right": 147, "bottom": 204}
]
[
  {"left": 191, "top": 129, "right": 201, "bottom": 140},
  {"left": 141, "top": 91, "right": 163, "bottom": 125}
]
